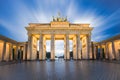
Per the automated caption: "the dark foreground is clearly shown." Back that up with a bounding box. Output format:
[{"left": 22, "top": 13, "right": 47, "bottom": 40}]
[{"left": 0, "top": 60, "right": 120, "bottom": 80}]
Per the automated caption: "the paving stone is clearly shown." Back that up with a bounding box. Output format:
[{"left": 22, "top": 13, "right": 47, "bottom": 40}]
[{"left": 0, "top": 61, "right": 120, "bottom": 80}]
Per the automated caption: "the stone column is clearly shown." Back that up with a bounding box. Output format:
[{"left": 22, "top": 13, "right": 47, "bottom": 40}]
[
  {"left": 93, "top": 45, "right": 97, "bottom": 59},
  {"left": 0, "top": 42, "right": 3, "bottom": 61},
  {"left": 111, "top": 41, "right": 116, "bottom": 59},
  {"left": 15, "top": 45, "right": 18, "bottom": 60},
  {"left": 43, "top": 37, "right": 46, "bottom": 60},
  {"left": 51, "top": 34, "right": 55, "bottom": 60},
  {"left": 19, "top": 46, "right": 22, "bottom": 60},
  {"left": 23, "top": 45, "right": 26, "bottom": 60},
  {"left": 100, "top": 44, "right": 103, "bottom": 59},
  {"left": 77, "top": 34, "right": 81, "bottom": 60},
  {"left": 5, "top": 43, "right": 10, "bottom": 61},
  {"left": 2, "top": 41, "right": 6, "bottom": 61},
  {"left": 80, "top": 38, "right": 83, "bottom": 60},
  {"left": 64, "top": 35, "right": 68, "bottom": 60},
  {"left": 66, "top": 34, "right": 70, "bottom": 60},
  {"left": 27, "top": 34, "right": 33, "bottom": 60},
  {"left": 105, "top": 43, "right": 109, "bottom": 59},
  {"left": 86, "top": 34, "right": 91, "bottom": 59},
  {"left": 39, "top": 34, "right": 43, "bottom": 60},
  {"left": 73, "top": 36, "right": 77, "bottom": 59},
  {"left": 30, "top": 36, "right": 33, "bottom": 60}
]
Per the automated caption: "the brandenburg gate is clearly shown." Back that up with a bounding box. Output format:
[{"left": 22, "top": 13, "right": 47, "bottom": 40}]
[{"left": 26, "top": 15, "right": 93, "bottom": 60}]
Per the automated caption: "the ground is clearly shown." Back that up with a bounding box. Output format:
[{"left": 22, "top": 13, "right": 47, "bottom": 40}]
[{"left": 0, "top": 60, "right": 120, "bottom": 80}]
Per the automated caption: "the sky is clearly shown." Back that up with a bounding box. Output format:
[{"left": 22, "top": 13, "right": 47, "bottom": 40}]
[{"left": 0, "top": 0, "right": 120, "bottom": 56}]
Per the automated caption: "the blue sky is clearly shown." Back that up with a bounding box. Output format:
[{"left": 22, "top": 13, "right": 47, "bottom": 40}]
[{"left": 0, "top": 0, "right": 120, "bottom": 56}]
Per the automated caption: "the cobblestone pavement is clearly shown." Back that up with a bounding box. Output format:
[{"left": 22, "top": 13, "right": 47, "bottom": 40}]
[
  {"left": 0, "top": 61, "right": 19, "bottom": 66},
  {"left": 0, "top": 60, "right": 120, "bottom": 80}
]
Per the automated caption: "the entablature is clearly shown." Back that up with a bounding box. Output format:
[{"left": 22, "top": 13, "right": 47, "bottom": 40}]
[
  {"left": 27, "top": 30, "right": 91, "bottom": 35},
  {"left": 25, "top": 26, "right": 93, "bottom": 31},
  {"left": 27, "top": 22, "right": 91, "bottom": 28}
]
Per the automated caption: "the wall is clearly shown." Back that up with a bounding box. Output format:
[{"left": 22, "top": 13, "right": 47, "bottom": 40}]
[{"left": 0, "top": 42, "right": 3, "bottom": 61}]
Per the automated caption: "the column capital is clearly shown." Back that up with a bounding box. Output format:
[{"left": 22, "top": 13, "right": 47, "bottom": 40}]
[
  {"left": 39, "top": 34, "right": 44, "bottom": 36},
  {"left": 105, "top": 42, "right": 108, "bottom": 45},
  {"left": 28, "top": 33, "right": 33, "bottom": 37},
  {"left": 51, "top": 34, "right": 55, "bottom": 39},
  {"left": 65, "top": 34, "right": 69, "bottom": 38},
  {"left": 3, "top": 41, "right": 6, "bottom": 44},
  {"left": 76, "top": 34, "right": 81, "bottom": 39},
  {"left": 111, "top": 41, "right": 115, "bottom": 44},
  {"left": 39, "top": 34, "right": 43, "bottom": 39},
  {"left": 65, "top": 33, "right": 69, "bottom": 35},
  {"left": 51, "top": 34, "right": 55, "bottom": 36},
  {"left": 77, "top": 33, "right": 81, "bottom": 36}
]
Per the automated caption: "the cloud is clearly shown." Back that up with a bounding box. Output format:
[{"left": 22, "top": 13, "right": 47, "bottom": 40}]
[
  {"left": 45, "top": 40, "right": 73, "bottom": 56},
  {"left": 92, "top": 8, "right": 120, "bottom": 41},
  {"left": 92, "top": 34, "right": 111, "bottom": 42},
  {"left": 0, "top": 19, "right": 27, "bottom": 41},
  {"left": 93, "top": 9, "right": 120, "bottom": 33},
  {"left": 0, "top": 0, "right": 120, "bottom": 56}
]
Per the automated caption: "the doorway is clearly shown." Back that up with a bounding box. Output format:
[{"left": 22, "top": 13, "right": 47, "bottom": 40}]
[
  {"left": 118, "top": 49, "right": 120, "bottom": 59},
  {"left": 55, "top": 40, "right": 64, "bottom": 60},
  {"left": 70, "top": 40, "right": 73, "bottom": 59},
  {"left": 12, "top": 49, "right": 15, "bottom": 60},
  {"left": 102, "top": 48, "right": 105, "bottom": 59},
  {"left": 46, "top": 40, "right": 51, "bottom": 59}
]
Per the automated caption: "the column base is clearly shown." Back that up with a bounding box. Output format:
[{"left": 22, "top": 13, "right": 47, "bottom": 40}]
[
  {"left": 1, "top": 60, "right": 6, "bottom": 62},
  {"left": 26, "top": 60, "right": 33, "bottom": 61},
  {"left": 72, "top": 59, "right": 81, "bottom": 61},
  {"left": 77, "top": 59, "right": 81, "bottom": 60},
  {"left": 50, "top": 59, "right": 55, "bottom": 61},
  {"left": 8, "top": 60, "right": 14, "bottom": 62},
  {"left": 39, "top": 60, "right": 45, "bottom": 61},
  {"left": 64, "top": 59, "right": 70, "bottom": 61}
]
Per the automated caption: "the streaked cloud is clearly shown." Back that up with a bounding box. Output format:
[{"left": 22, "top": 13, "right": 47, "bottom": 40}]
[{"left": 0, "top": 0, "right": 120, "bottom": 56}]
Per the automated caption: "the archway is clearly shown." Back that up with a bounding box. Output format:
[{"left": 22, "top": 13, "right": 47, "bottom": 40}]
[
  {"left": 46, "top": 40, "right": 51, "bottom": 59},
  {"left": 69, "top": 40, "right": 73, "bottom": 60},
  {"left": 55, "top": 40, "right": 64, "bottom": 60}
]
